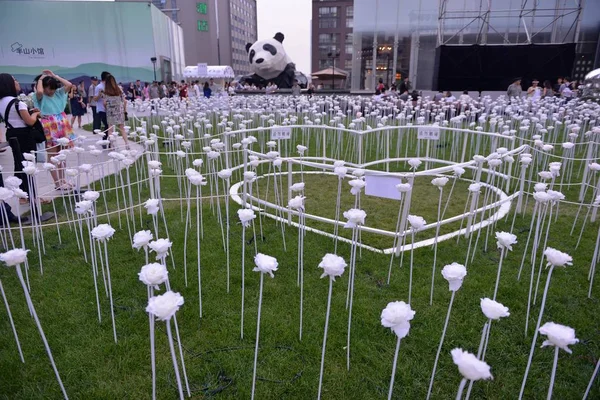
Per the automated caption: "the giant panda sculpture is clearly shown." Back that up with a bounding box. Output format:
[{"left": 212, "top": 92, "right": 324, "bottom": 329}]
[{"left": 242, "top": 32, "right": 296, "bottom": 89}]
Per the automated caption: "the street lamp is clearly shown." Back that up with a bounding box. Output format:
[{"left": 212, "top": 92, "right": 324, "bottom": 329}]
[
  {"left": 327, "top": 50, "right": 340, "bottom": 90},
  {"left": 150, "top": 57, "right": 157, "bottom": 81}
]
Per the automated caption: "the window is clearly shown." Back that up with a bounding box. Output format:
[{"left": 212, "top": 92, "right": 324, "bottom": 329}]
[
  {"left": 346, "top": 6, "right": 353, "bottom": 17},
  {"left": 345, "top": 33, "right": 353, "bottom": 44},
  {"left": 345, "top": 44, "right": 353, "bottom": 54},
  {"left": 319, "top": 59, "right": 330, "bottom": 69},
  {"left": 318, "top": 7, "right": 337, "bottom": 17},
  {"left": 319, "top": 18, "right": 337, "bottom": 29},
  {"left": 345, "top": 59, "right": 353, "bottom": 70},
  {"left": 319, "top": 33, "right": 337, "bottom": 44},
  {"left": 346, "top": 17, "right": 353, "bottom": 28}
]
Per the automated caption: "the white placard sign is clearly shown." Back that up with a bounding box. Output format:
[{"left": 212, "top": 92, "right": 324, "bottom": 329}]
[
  {"left": 197, "top": 63, "right": 208, "bottom": 77},
  {"left": 271, "top": 126, "right": 292, "bottom": 140},
  {"left": 365, "top": 175, "right": 403, "bottom": 200},
  {"left": 418, "top": 126, "right": 440, "bottom": 140}
]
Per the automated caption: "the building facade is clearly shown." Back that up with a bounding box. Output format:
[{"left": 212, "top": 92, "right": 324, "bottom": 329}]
[
  {"left": 311, "top": 0, "right": 354, "bottom": 81},
  {"left": 120, "top": 0, "right": 257, "bottom": 76},
  {"left": 351, "top": 0, "right": 600, "bottom": 92}
]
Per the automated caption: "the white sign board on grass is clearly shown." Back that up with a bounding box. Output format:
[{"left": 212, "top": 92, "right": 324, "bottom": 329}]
[
  {"left": 365, "top": 175, "right": 403, "bottom": 200},
  {"left": 271, "top": 126, "right": 292, "bottom": 140},
  {"left": 418, "top": 126, "right": 440, "bottom": 140}
]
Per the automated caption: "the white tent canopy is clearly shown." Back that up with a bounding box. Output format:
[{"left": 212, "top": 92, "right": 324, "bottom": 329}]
[{"left": 183, "top": 65, "right": 235, "bottom": 79}]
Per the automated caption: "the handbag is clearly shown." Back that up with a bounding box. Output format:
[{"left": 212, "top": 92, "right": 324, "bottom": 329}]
[{"left": 3, "top": 98, "right": 46, "bottom": 144}]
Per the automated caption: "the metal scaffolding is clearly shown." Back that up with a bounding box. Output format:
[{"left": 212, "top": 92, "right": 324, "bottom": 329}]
[{"left": 437, "top": 0, "right": 584, "bottom": 47}]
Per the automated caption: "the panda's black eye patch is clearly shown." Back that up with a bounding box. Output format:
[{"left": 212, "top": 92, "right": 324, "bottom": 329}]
[
  {"left": 263, "top": 44, "right": 277, "bottom": 56},
  {"left": 249, "top": 49, "right": 256, "bottom": 64}
]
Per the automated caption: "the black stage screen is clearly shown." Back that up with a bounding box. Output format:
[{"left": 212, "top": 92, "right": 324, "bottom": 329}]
[{"left": 435, "top": 44, "right": 576, "bottom": 91}]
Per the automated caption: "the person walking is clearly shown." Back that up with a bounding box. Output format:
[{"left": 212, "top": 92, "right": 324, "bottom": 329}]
[
  {"left": 291, "top": 79, "right": 301, "bottom": 96},
  {"left": 542, "top": 80, "right": 554, "bottom": 98},
  {"left": 506, "top": 78, "right": 522, "bottom": 99},
  {"left": 527, "top": 79, "right": 542, "bottom": 101},
  {"left": 69, "top": 82, "right": 86, "bottom": 128},
  {"left": 89, "top": 76, "right": 98, "bottom": 131},
  {"left": 103, "top": 74, "right": 129, "bottom": 150},
  {"left": 0, "top": 73, "right": 41, "bottom": 198},
  {"left": 93, "top": 71, "right": 110, "bottom": 138},
  {"left": 203, "top": 82, "right": 211, "bottom": 98},
  {"left": 33, "top": 70, "right": 73, "bottom": 189}
]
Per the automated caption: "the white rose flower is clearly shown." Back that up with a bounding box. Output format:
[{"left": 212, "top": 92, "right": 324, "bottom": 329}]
[
  {"left": 407, "top": 215, "right": 427, "bottom": 232},
  {"left": 192, "top": 159, "right": 203, "bottom": 168},
  {"left": 23, "top": 165, "right": 37, "bottom": 175},
  {"left": 12, "top": 188, "right": 28, "bottom": 199},
  {"left": 380, "top": 301, "right": 416, "bottom": 338},
  {"left": 23, "top": 152, "right": 35, "bottom": 161},
  {"left": 145, "top": 198, "right": 160, "bottom": 215},
  {"left": 290, "top": 182, "right": 305, "bottom": 192},
  {"left": 534, "top": 183, "right": 547, "bottom": 192},
  {"left": 468, "top": 183, "right": 481, "bottom": 193},
  {"left": 538, "top": 171, "right": 553, "bottom": 180},
  {"left": 238, "top": 208, "right": 256, "bottom": 227},
  {"left": 453, "top": 166, "right": 466, "bottom": 177},
  {"left": 431, "top": 177, "right": 449, "bottom": 188},
  {"left": 0, "top": 248, "right": 29, "bottom": 266},
  {"left": 348, "top": 179, "right": 366, "bottom": 195},
  {"left": 244, "top": 171, "right": 256, "bottom": 182},
  {"left": 297, "top": 145, "right": 308, "bottom": 154},
  {"left": 533, "top": 192, "right": 552, "bottom": 203},
  {"left": 333, "top": 160, "right": 345, "bottom": 168},
  {"left": 0, "top": 187, "right": 14, "bottom": 201},
  {"left": 408, "top": 158, "right": 422, "bottom": 170},
  {"left": 495, "top": 231, "right": 517, "bottom": 251},
  {"left": 253, "top": 253, "right": 278, "bottom": 278},
  {"left": 138, "top": 262, "right": 168, "bottom": 288},
  {"left": 82, "top": 191, "right": 100, "bottom": 202},
  {"left": 544, "top": 247, "right": 572, "bottom": 267},
  {"left": 146, "top": 291, "right": 184, "bottom": 321},
  {"left": 318, "top": 253, "right": 347, "bottom": 280},
  {"left": 4, "top": 176, "right": 22, "bottom": 189},
  {"left": 273, "top": 158, "right": 283, "bottom": 168},
  {"left": 91, "top": 224, "right": 116, "bottom": 241},
  {"left": 266, "top": 151, "right": 280, "bottom": 159},
  {"left": 334, "top": 166, "right": 348, "bottom": 178},
  {"left": 451, "top": 348, "right": 493, "bottom": 381},
  {"left": 56, "top": 137, "right": 70, "bottom": 146},
  {"left": 188, "top": 174, "right": 206, "bottom": 186},
  {"left": 343, "top": 208, "right": 366, "bottom": 228},
  {"left": 353, "top": 169, "right": 365, "bottom": 177},
  {"left": 218, "top": 169, "right": 232, "bottom": 179},
  {"left": 396, "top": 183, "right": 412, "bottom": 193},
  {"left": 562, "top": 142, "right": 574, "bottom": 149},
  {"left": 542, "top": 144, "right": 554, "bottom": 152},
  {"left": 589, "top": 162, "right": 600, "bottom": 171},
  {"left": 148, "top": 160, "right": 162, "bottom": 169},
  {"left": 148, "top": 238, "right": 173, "bottom": 259},
  {"left": 441, "top": 262, "right": 467, "bottom": 291},
  {"left": 539, "top": 322, "right": 579, "bottom": 354},
  {"left": 132, "top": 230, "right": 154, "bottom": 250},
  {"left": 473, "top": 155, "right": 486, "bottom": 163},
  {"left": 75, "top": 200, "right": 93, "bottom": 215},
  {"left": 288, "top": 195, "right": 305, "bottom": 210},
  {"left": 480, "top": 298, "right": 510, "bottom": 320}
]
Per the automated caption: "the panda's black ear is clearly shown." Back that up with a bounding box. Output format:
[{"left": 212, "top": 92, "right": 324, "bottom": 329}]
[
  {"left": 245, "top": 43, "right": 252, "bottom": 53},
  {"left": 274, "top": 32, "right": 285, "bottom": 43}
]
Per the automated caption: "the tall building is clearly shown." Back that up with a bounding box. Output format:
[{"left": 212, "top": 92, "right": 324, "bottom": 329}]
[
  {"left": 311, "top": 0, "right": 354, "bottom": 77},
  {"left": 119, "top": 0, "right": 257, "bottom": 76},
  {"left": 350, "top": 0, "right": 599, "bottom": 92}
]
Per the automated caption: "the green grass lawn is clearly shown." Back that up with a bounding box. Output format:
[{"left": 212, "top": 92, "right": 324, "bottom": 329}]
[{"left": 0, "top": 123, "right": 598, "bottom": 399}]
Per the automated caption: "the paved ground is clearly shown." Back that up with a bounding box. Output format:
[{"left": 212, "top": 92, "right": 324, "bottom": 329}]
[{"left": 0, "top": 112, "right": 143, "bottom": 216}]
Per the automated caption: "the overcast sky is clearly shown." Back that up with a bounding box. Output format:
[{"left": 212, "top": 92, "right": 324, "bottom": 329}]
[{"left": 257, "top": 0, "right": 312, "bottom": 74}]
